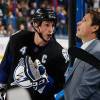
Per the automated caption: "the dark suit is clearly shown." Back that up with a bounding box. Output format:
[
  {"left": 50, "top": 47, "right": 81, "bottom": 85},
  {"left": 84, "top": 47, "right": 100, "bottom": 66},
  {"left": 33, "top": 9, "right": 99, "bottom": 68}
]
[{"left": 64, "top": 39, "right": 100, "bottom": 100}]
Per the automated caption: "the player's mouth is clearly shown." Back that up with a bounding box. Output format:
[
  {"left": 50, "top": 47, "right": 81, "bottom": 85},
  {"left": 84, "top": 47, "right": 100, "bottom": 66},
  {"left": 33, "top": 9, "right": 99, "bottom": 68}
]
[{"left": 47, "top": 34, "right": 52, "bottom": 40}]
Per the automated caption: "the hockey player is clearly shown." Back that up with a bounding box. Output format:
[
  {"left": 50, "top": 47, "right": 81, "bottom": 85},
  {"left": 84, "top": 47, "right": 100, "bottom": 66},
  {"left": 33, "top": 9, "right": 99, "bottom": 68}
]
[{"left": 0, "top": 8, "right": 68, "bottom": 100}]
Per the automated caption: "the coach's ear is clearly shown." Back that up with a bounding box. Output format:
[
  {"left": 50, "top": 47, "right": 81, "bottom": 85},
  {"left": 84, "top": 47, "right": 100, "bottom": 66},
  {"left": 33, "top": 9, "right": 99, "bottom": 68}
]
[{"left": 92, "top": 25, "right": 99, "bottom": 33}]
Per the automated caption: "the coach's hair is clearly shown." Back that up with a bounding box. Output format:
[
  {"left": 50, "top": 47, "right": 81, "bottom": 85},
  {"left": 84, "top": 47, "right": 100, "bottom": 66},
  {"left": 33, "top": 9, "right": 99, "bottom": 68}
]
[{"left": 87, "top": 9, "right": 100, "bottom": 39}]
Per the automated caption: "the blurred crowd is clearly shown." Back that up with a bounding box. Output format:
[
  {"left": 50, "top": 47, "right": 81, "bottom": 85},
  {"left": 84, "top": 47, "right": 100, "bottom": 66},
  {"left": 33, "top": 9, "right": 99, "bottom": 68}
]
[
  {"left": 0, "top": 0, "right": 68, "bottom": 37},
  {"left": 0, "top": 0, "right": 99, "bottom": 37},
  {"left": 86, "top": 0, "right": 100, "bottom": 11}
]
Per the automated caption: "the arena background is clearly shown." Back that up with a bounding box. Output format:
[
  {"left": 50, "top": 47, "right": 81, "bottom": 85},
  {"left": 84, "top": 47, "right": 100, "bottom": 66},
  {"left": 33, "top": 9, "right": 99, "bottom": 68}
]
[{"left": 0, "top": 0, "right": 99, "bottom": 100}]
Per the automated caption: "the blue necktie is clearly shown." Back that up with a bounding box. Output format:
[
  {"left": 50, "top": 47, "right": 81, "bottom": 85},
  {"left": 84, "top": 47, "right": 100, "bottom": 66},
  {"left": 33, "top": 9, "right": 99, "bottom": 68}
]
[{"left": 64, "top": 62, "right": 74, "bottom": 82}]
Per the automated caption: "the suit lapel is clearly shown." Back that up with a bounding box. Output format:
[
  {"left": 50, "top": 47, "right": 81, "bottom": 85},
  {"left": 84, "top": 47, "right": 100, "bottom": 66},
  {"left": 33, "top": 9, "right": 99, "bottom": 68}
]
[
  {"left": 65, "top": 40, "right": 98, "bottom": 83},
  {"left": 85, "top": 39, "right": 97, "bottom": 52},
  {"left": 64, "top": 58, "right": 81, "bottom": 82}
]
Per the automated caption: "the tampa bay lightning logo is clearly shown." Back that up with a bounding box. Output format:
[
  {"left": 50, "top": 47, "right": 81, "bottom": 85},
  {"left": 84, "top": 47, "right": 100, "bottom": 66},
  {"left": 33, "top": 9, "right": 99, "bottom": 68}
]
[
  {"left": 12, "top": 56, "right": 48, "bottom": 92},
  {"left": 62, "top": 48, "right": 69, "bottom": 63},
  {"left": 11, "top": 58, "right": 33, "bottom": 88}
]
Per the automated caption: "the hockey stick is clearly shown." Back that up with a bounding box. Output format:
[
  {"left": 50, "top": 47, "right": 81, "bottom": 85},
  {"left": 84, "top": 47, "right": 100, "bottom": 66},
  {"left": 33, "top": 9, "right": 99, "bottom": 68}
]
[{"left": 68, "top": 47, "right": 100, "bottom": 69}]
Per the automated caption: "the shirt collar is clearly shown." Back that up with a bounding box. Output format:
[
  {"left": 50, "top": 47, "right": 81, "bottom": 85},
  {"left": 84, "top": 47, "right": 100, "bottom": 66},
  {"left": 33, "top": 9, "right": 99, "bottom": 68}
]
[{"left": 81, "top": 39, "right": 96, "bottom": 50}]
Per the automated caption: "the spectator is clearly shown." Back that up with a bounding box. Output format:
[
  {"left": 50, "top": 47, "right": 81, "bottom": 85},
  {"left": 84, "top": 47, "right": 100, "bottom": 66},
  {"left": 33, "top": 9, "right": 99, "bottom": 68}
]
[
  {"left": 7, "top": 24, "right": 15, "bottom": 36},
  {"left": 0, "top": 21, "right": 7, "bottom": 36},
  {"left": 6, "top": 11, "right": 17, "bottom": 31},
  {"left": 56, "top": 6, "right": 67, "bottom": 36},
  {"left": 16, "top": 11, "right": 26, "bottom": 30}
]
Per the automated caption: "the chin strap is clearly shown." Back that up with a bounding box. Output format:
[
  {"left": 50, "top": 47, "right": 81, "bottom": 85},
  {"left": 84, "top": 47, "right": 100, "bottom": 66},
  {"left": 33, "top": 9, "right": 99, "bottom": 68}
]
[
  {"left": 37, "top": 32, "right": 48, "bottom": 43},
  {"left": 32, "top": 22, "right": 48, "bottom": 43}
]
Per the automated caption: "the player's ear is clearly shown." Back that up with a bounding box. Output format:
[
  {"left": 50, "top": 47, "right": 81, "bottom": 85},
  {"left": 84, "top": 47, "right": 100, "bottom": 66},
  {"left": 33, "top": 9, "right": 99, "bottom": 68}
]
[{"left": 33, "top": 22, "right": 38, "bottom": 28}]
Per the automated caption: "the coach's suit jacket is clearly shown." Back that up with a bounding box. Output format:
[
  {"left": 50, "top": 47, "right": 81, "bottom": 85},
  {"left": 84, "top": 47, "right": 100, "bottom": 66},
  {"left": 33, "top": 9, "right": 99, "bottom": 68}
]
[{"left": 64, "top": 39, "right": 100, "bottom": 100}]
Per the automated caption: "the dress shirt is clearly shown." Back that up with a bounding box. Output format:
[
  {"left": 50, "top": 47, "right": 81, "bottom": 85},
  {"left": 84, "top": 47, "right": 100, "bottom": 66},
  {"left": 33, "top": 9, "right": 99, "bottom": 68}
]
[{"left": 81, "top": 39, "right": 96, "bottom": 50}]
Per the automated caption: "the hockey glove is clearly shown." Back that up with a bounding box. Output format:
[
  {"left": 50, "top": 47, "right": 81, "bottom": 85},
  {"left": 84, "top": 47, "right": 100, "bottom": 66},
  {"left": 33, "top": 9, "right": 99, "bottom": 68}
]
[{"left": 0, "top": 85, "right": 7, "bottom": 100}]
